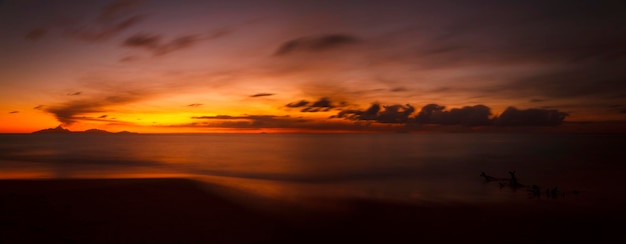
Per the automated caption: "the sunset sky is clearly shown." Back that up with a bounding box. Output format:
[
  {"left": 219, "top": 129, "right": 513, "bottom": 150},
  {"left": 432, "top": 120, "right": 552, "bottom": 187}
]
[{"left": 1, "top": 0, "right": 625, "bottom": 133}]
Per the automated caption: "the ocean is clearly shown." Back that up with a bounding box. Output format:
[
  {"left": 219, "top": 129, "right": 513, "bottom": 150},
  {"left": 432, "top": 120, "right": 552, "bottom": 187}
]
[{"left": 1, "top": 133, "right": 625, "bottom": 206}]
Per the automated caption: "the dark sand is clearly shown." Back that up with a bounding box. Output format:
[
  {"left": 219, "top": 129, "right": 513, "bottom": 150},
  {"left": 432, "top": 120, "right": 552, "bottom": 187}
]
[{"left": 1, "top": 178, "right": 624, "bottom": 243}]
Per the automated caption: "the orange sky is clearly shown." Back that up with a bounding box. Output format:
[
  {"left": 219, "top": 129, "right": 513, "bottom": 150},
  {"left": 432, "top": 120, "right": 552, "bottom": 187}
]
[{"left": 1, "top": 0, "right": 625, "bottom": 133}]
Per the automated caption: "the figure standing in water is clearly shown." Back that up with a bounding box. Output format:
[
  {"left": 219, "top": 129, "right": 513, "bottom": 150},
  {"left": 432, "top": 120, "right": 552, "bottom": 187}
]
[{"left": 508, "top": 171, "right": 522, "bottom": 188}]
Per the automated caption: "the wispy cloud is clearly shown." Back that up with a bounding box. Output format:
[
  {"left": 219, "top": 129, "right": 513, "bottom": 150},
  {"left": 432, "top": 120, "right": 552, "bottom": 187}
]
[
  {"left": 390, "top": 87, "right": 408, "bottom": 92},
  {"left": 188, "top": 103, "right": 203, "bottom": 107},
  {"left": 24, "top": 27, "right": 47, "bottom": 40},
  {"left": 70, "top": 15, "right": 142, "bottom": 42},
  {"left": 286, "top": 100, "right": 309, "bottom": 108},
  {"left": 274, "top": 34, "right": 360, "bottom": 56},
  {"left": 98, "top": 0, "right": 141, "bottom": 22},
  {"left": 119, "top": 56, "right": 139, "bottom": 62},
  {"left": 122, "top": 33, "right": 200, "bottom": 56},
  {"left": 250, "top": 93, "right": 274, "bottom": 98},
  {"left": 45, "top": 90, "right": 149, "bottom": 125},
  {"left": 20, "top": 0, "right": 144, "bottom": 42},
  {"left": 529, "top": 98, "right": 545, "bottom": 103},
  {"left": 9, "top": 111, "right": 19, "bottom": 114},
  {"left": 186, "top": 114, "right": 361, "bottom": 131},
  {"left": 64, "top": 0, "right": 143, "bottom": 42},
  {"left": 507, "top": 64, "right": 626, "bottom": 99},
  {"left": 190, "top": 115, "right": 307, "bottom": 129}
]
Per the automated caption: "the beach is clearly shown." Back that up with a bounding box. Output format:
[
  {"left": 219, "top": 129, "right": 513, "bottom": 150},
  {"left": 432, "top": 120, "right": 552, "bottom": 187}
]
[{"left": 1, "top": 178, "right": 623, "bottom": 243}]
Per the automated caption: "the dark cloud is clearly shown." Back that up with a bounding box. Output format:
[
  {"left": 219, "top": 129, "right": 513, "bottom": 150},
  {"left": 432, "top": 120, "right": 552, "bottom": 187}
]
[
  {"left": 45, "top": 91, "right": 146, "bottom": 125},
  {"left": 9, "top": 111, "right": 19, "bottom": 114},
  {"left": 24, "top": 28, "right": 47, "bottom": 40},
  {"left": 415, "top": 104, "right": 492, "bottom": 126},
  {"left": 334, "top": 102, "right": 567, "bottom": 127},
  {"left": 529, "top": 98, "right": 545, "bottom": 103},
  {"left": 414, "top": 104, "right": 445, "bottom": 124},
  {"left": 131, "top": 101, "right": 576, "bottom": 131},
  {"left": 333, "top": 104, "right": 379, "bottom": 121},
  {"left": 390, "top": 87, "right": 408, "bottom": 92},
  {"left": 185, "top": 114, "right": 379, "bottom": 131},
  {"left": 286, "top": 100, "right": 309, "bottom": 108},
  {"left": 190, "top": 115, "right": 309, "bottom": 128},
  {"left": 122, "top": 33, "right": 199, "bottom": 56},
  {"left": 334, "top": 103, "right": 415, "bottom": 124},
  {"left": 192, "top": 115, "right": 277, "bottom": 120},
  {"left": 250, "top": 93, "right": 274, "bottom": 98},
  {"left": 45, "top": 102, "right": 100, "bottom": 125},
  {"left": 377, "top": 104, "right": 416, "bottom": 123},
  {"left": 33, "top": 105, "right": 44, "bottom": 110},
  {"left": 495, "top": 107, "right": 568, "bottom": 126},
  {"left": 187, "top": 103, "right": 203, "bottom": 107},
  {"left": 149, "top": 35, "right": 198, "bottom": 56},
  {"left": 275, "top": 34, "right": 359, "bottom": 56},
  {"left": 285, "top": 97, "right": 342, "bottom": 112},
  {"left": 98, "top": 115, "right": 108, "bottom": 119},
  {"left": 67, "top": 92, "right": 82, "bottom": 96},
  {"left": 123, "top": 33, "right": 160, "bottom": 48},
  {"left": 309, "top": 98, "right": 333, "bottom": 108}
]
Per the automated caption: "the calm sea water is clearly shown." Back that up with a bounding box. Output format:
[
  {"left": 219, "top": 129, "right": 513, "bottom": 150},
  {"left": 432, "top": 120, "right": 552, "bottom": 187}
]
[{"left": 1, "top": 133, "right": 624, "bottom": 205}]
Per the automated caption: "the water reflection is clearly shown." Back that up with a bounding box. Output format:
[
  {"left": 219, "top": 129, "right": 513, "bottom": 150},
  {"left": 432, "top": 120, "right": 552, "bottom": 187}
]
[{"left": 1, "top": 134, "right": 625, "bottom": 205}]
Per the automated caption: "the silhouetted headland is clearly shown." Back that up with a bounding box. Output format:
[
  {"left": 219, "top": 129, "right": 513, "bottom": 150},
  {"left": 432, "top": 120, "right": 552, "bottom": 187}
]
[{"left": 32, "top": 125, "right": 137, "bottom": 134}]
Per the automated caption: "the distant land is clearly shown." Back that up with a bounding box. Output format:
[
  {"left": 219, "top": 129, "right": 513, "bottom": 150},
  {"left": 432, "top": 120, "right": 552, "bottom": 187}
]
[{"left": 32, "top": 126, "right": 137, "bottom": 134}]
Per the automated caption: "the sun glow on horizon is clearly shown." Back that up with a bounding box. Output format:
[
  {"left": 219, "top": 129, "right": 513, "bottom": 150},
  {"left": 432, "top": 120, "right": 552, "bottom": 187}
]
[{"left": 1, "top": 0, "right": 625, "bottom": 133}]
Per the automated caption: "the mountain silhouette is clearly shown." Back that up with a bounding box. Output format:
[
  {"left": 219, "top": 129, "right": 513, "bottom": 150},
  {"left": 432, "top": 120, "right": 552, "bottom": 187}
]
[
  {"left": 32, "top": 125, "right": 72, "bottom": 134},
  {"left": 32, "top": 126, "right": 136, "bottom": 134}
]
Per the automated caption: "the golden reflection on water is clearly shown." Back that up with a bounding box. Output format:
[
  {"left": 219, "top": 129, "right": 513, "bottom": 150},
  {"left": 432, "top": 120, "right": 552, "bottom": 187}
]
[
  {"left": 195, "top": 175, "right": 343, "bottom": 200},
  {"left": 0, "top": 170, "right": 54, "bottom": 179},
  {"left": 0, "top": 160, "right": 188, "bottom": 179},
  {"left": 192, "top": 175, "right": 441, "bottom": 212},
  {"left": 193, "top": 175, "right": 369, "bottom": 213},
  {"left": 2, "top": 134, "right": 621, "bottom": 207}
]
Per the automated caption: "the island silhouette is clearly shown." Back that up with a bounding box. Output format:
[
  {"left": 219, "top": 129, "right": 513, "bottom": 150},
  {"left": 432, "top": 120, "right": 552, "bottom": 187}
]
[{"left": 32, "top": 125, "right": 136, "bottom": 134}]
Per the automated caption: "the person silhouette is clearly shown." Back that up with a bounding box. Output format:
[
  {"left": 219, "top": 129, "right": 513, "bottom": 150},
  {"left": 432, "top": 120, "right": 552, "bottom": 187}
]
[
  {"left": 480, "top": 171, "right": 496, "bottom": 181},
  {"left": 508, "top": 171, "right": 522, "bottom": 188},
  {"left": 529, "top": 185, "right": 541, "bottom": 198}
]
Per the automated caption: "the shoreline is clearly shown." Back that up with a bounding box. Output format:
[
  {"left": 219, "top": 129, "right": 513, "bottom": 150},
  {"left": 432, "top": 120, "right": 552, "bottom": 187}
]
[{"left": 1, "top": 178, "right": 623, "bottom": 243}]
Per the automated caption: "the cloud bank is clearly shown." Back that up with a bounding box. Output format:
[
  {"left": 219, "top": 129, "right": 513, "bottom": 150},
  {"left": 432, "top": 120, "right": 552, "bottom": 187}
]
[{"left": 332, "top": 102, "right": 566, "bottom": 127}]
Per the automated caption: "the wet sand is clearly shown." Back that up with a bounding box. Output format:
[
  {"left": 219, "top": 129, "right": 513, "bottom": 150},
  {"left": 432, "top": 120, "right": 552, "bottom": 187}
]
[{"left": 1, "top": 178, "right": 623, "bottom": 243}]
